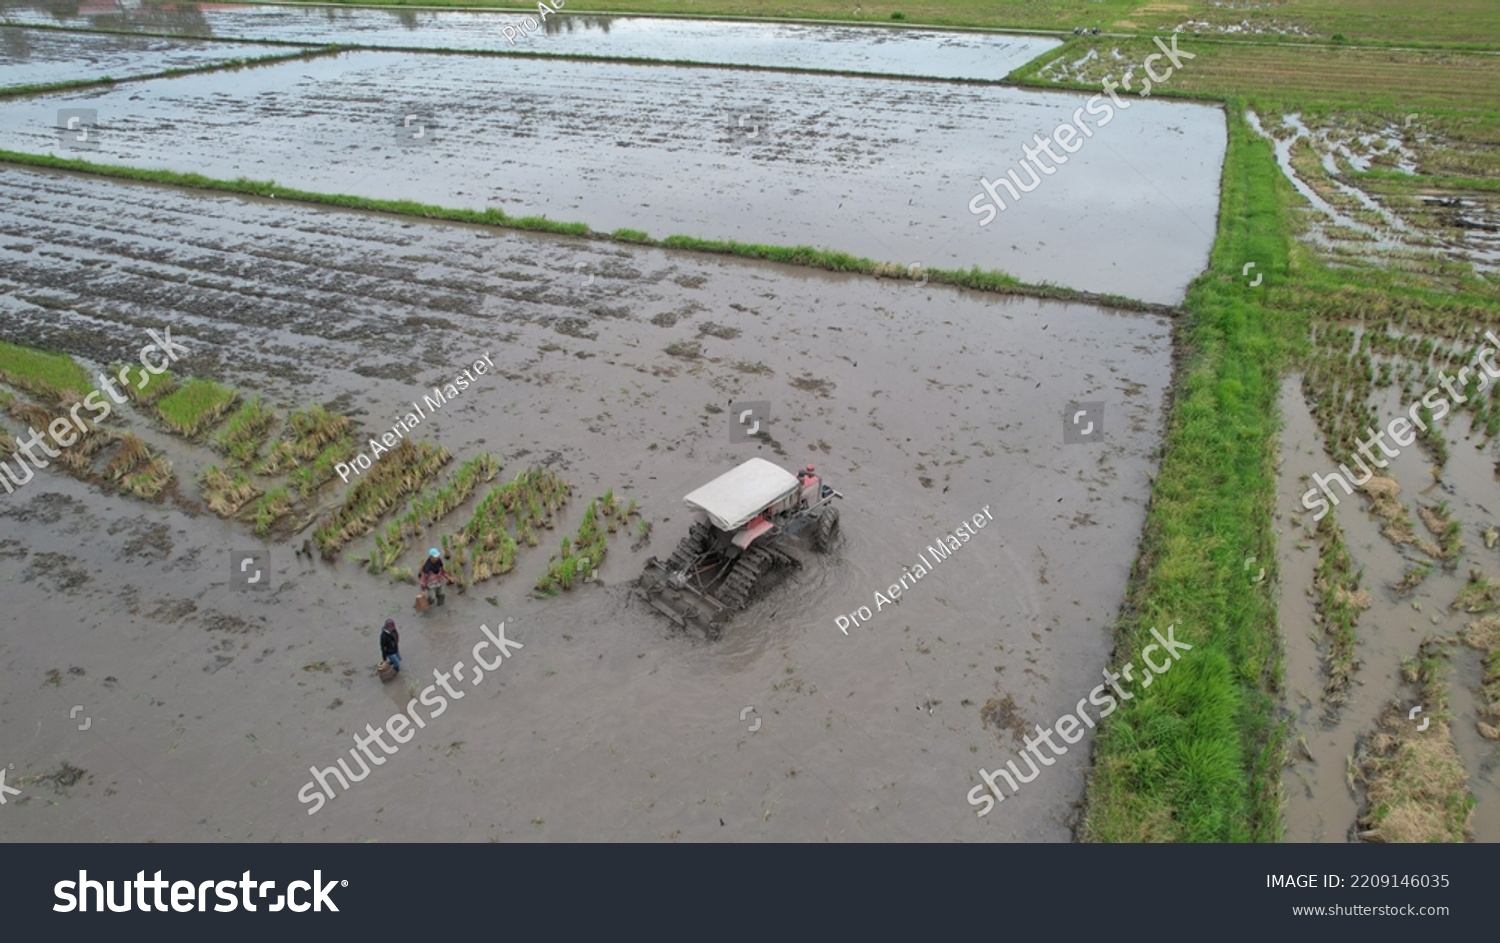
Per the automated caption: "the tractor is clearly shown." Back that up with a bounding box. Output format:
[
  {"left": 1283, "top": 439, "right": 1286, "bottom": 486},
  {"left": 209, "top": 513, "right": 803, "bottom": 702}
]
[{"left": 639, "top": 457, "right": 842, "bottom": 639}]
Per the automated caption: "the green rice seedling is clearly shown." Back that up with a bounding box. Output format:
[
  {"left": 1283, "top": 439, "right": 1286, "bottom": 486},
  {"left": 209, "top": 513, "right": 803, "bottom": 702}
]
[
  {"left": 388, "top": 566, "right": 415, "bottom": 584},
  {"left": 249, "top": 487, "right": 294, "bottom": 537},
  {"left": 112, "top": 362, "right": 176, "bottom": 406},
  {"left": 125, "top": 459, "right": 173, "bottom": 499},
  {"left": 155, "top": 378, "right": 239, "bottom": 438},
  {"left": 498, "top": 530, "right": 516, "bottom": 574},
  {"left": 215, "top": 397, "right": 277, "bottom": 466},
  {"left": 1417, "top": 404, "right": 1450, "bottom": 466},
  {"left": 258, "top": 405, "right": 354, "bottom": 475},
  {"left": 1392, "top": 562, "right": 1433, "bottom": 599},
  {"left": 296, "top": 436, "right": 357, "bottom": 497},
  {"left": 102, "top": 433, "right": 152, "bottom": 481},
  {"left": 311, "top": 439, "right": 451, "bottom": 558},
  {"left": 1456, "top": 569, "right": 1500, "bottom": 613},
  {"left": 200, "top": 465, "right": 259, "bottom": 517},
  {"left": 472, "top": 549, "right": 494, "bottom": 583},
  {"left": 0, "top": 341, "right": 91, "bottom": 402}
]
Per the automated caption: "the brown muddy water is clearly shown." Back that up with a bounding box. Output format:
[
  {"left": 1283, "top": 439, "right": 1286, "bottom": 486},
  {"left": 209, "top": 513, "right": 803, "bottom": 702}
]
[
  {"left": 0, "top": 167, "right": 1170, "bottom": 841},
  {"left": 0, "top": 26, "right": 290, "bottom": 88},
  {"left": 1278, "top": 375, "right": 1500, "bottom": 842},
  {"left": 0, "top": 48, "right": 1224, "bottom": 305},
  {"left": 2, "top": 3, "right": 1060, "bottom": 80}
]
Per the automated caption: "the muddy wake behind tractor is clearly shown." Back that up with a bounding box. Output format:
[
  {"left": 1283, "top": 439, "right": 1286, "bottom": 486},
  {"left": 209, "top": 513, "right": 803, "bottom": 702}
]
[{"left": 639, "top": 458, "right": 842, "bottom": 639}]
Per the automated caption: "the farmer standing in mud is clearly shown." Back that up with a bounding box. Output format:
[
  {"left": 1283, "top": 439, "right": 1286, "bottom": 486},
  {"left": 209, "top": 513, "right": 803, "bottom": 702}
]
[
  {"left": 420, "top": 547, "right": 450, "bottom": 606},
  {"left": 380, "top": 619, "right": 401, "bottom": 673}
]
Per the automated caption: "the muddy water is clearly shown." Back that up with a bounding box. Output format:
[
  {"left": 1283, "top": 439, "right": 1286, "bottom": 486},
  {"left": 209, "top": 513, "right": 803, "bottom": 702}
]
[
  {"left": 1, "top": 3, "right": 1059, "bottom": 80},
  {"left": 0, "top": 167, "right": 1170, "bottom": 840},
  {"left": 0, "top": 26, "right": 290, "bottom": 89},
  {"left": 1277, "top": 375, "right": 1500, "bottom": 842},
  {"left": 0, "top": 50, "right": 1223, "bottom": 305}
]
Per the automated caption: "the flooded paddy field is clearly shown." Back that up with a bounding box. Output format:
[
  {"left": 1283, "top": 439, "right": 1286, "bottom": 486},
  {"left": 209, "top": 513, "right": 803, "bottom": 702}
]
[
  {"left": 1276, "top": 371, "right": 1500, "bottom": 843},
  {"left": 0, "top": 25, "right": 293, "bottom": 89},
  {"left": 1, "top": 3, "right": 1059, "bottom": 79},
  {"left": 0, "top": 167, "right": 1170, "bottom": 841},
  {"left": 0, "top": 49, "right": 1224, "bottom": 305}
]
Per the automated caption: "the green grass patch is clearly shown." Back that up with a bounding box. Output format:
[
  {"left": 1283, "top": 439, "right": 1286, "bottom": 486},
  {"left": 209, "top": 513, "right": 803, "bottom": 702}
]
[
  {"left": 258, "top": 404, "right": 356, "bottom": 496},
  {"left": 1079, "top": 102, "right": 1295, "bottom": 843}
]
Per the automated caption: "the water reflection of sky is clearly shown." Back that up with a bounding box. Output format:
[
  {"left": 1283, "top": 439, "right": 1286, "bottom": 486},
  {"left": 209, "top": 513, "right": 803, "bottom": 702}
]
[{"left": 0, "top": 2, "right": 1059, "bottom": 80}]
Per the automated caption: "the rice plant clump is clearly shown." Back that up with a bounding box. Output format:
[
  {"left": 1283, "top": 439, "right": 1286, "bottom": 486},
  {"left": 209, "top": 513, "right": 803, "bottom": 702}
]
[
  {"left": 201, "top": 464, "right": 260, "bottom": 517},
  {"left": 155, "top": 378, "right": 239, "bottom": 438},
  {"left": 248, "top": 487, "right": 295, "bottom": 537},
  {"left": 114, "top": 362, "right": 176, "bottom": 406},
  {"left": 311, "top": 439, "right": 452, "bottom": 558},
  {"left": 455, "top": 466, "right": 570, "bottom": 585},
  {"left": 215, "top": 397, "right": 277, "bottom": 466},
  {"left": 0, "top": 341, "right": 91, "bottom": 402},
  {"left": 535, "top": 490, "right": 633, "bottom": 594}
]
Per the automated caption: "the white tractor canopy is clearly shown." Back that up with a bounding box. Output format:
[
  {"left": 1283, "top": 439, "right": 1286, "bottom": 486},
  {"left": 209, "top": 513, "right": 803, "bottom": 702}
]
[{"left": 683, "top": 457, "right": 800, "bottom": 531}]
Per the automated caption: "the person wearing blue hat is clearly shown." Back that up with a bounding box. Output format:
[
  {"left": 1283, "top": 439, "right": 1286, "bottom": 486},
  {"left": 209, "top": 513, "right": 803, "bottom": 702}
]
[{"left": 419, "top": 547, "right": 450, "bottom": 606}]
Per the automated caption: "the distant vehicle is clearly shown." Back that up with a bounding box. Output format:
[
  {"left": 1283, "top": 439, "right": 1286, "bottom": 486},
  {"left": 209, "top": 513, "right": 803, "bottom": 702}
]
[{"left": 639, "top": 458, "right": 842, "bottom": 639}]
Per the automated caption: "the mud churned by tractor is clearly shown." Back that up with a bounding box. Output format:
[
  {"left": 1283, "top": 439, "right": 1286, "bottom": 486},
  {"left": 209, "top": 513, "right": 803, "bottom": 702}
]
[{"left": 639, "top": 458, "right": 842, "bottom": 639}]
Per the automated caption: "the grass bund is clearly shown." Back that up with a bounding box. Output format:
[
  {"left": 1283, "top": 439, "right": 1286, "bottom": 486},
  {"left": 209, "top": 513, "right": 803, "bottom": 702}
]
[
  {"left": 0, "top": 151, "right": 1168, "bottom": 315},
  {"left": 0, "top": 46, "right": 342, "bottom": 100},
  {"left": 299, "top": 0, "right": 1500, "bottom": 46},
  {"left": 1077, "top": 102, "right": 1294, "bottom": 843}
]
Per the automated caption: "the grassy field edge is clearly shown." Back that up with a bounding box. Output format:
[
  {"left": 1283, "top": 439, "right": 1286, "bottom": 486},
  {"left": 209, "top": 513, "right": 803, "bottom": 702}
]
[{"left": 1078, "top": 99, "right": 1299, "bottom": 842}]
